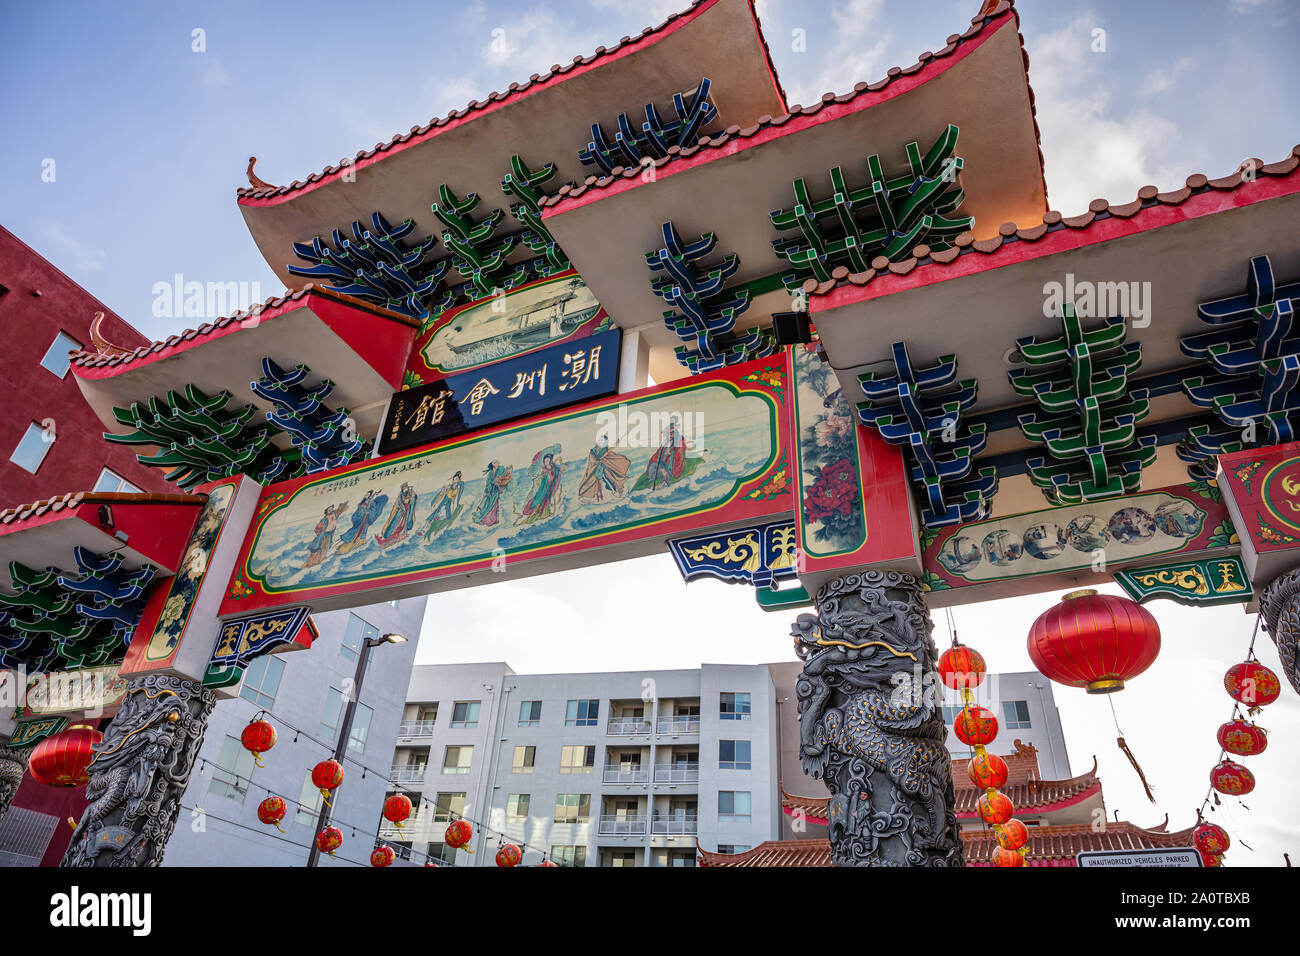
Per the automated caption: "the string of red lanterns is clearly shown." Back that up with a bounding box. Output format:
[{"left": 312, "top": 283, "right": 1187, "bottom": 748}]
[{"left": 938, "top": 643, "right": 1031, "bottom": 867}]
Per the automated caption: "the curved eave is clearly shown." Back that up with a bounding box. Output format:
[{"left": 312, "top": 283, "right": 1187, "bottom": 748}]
[
  {"left": 70, "top": 289, "right": 419, "bottom": 448},
  {"left": 0, "top": 492, "right": 206, "bottom": 589},
  {"left": 541, "top": 2, "right": 1045, "bottom": 331},
  {"left": 235, "top": 0, "right": 786, "bottom": 290}
]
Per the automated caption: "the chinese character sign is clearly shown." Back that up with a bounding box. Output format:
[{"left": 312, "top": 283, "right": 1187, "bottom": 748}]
[{"left": 380, "top": 328, "right": 621, "bottom": 455}]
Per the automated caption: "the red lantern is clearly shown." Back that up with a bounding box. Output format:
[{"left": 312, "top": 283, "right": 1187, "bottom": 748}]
[
  {"left": 28, "top": 724, "right": 102, "bottom": 787},
  {"left": 240, "top": 719, "right": 276, "bottom": 767},
  {"left": 968, "top": 752, "right": 1009, "bottom": 791},
  {"left": 1209, "top": 759, "right": 1255, "bottom": 796},
  {"left": 383, "top": 794, "right": 412, "bottom": 830},
  {"left": 1027, "top": 589, "right": 1161, "bottom": 693},
  {"left": 978, "top": 790, "right": 1014, "bottom": 826},
  {"left": 312, "top": 759, "right": 344, "bottom": 806},
  {"left": 257, "top": 796, "right": 287, "bottom": 832},
  {"left": 444, "top": 819, "right": 473, "bottom": 850},
  {"left": 371, "top": 845, "right": 396, "bottom": 868},
  {"left": 316, "top": 825, "right": 343, "bottom": 857},
  {"left": 1193, "top": 822, "right": 1230, "bottom": 857},
  {"left": 1223, "top": 661, "right": 1281, "bottom": 709},
  {"left": 938, "top": 645, "right": 987, "bottom": 690},
  {"left": 1216, "top": 719, "right": 1267, "bottom": 757},
  {"left": 539, "top": 859, "right": 558, "bottom": 867},
  {"left": 996, "top": 818, "right": 1029, "bottom": 851},
  {"left": 1199, "top": 848, "right": 1223, "bottom": 868},
  {"left": 991, "top": 846, "right": 1026, "bottom": 867},
  {"left": 495, "top": 843, "right": 522, "bottom": 867},
  {"left": 953, "top": 705, "right": 998, "bottom": 747}
]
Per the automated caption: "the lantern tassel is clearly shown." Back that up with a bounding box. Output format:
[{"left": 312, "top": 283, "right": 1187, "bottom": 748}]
[
  {"left": 1117, "top": 736, "right": 1156, "bottom": 803},
  {"left": 252, "top": 753, "right": 266, "bottom": 768},
  {"left": 320, "top": 789, "right": 333, "bottom": 808}
]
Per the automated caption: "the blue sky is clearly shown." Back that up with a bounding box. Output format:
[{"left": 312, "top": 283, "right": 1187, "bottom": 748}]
[{"left": 4, "top": 0, "right": 1299, "bottom": 863}]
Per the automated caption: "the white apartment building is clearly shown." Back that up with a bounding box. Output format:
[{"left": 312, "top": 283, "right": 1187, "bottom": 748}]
[
  {"left": 386, "top": 662, "right": 780, "bottom": 866},
  {"left": 938, "top": 670, "right": 1071, "bottom": 780}
]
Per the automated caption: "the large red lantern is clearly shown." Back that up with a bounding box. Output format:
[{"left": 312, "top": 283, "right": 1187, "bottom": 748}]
[
  {"left": 383, "top": 794, "right": 413, "bottom": 830},
  {"left": 938, "top": 645, "right": 987, "bottom": 690},
  {"left": 28, "top": 724, "right": 102, "bottom": 787},
  {"left": 1200, "top": 850, "right": 1223, "bottom": 868},
  {"left": 996, "top": 818, "right": 1029, "bottom": 851},
  {"left": 495, "top": 843, "right": 522, "bottom": 867},
  {"left": 1209, "top": 759, "right": 1255, "bottom": 796},
  {"left": 312, "top": 759, "right": 344, "bottom": 806},
  {"left": 257, "top": 796, "right": 287, "bottom": 832},
  {"left": 316, "top": 825, "right": 343, "bottom": 857},
  {"left": 953, "top": 705, "right": 998, "bottom": 747},
  {"left": 991, "top": 846, "right": 1026, "bottom": 867},
  {"left": 1223, "top": 661, "right": 1281, "bottom": 710},
  {"left": 240, "top": 719, "right": 276, "bottom": 767},
  {"left": 370, "top": 845, "right": 396, "bottom": 868},
  {"left": 1193, "top": 822, "right": 1230, "bottom": 857},
  {"left": 978, "top": 790, "right": 1014, "bottom": 826},
  {"left": 1216, "top": 719, "right": 1267, "bottom": 757},
  {"left": 444, "top": 819, "right": 473, "bottom": 850},
  {"left": 1027, "top": 589, "right": 1161, "bottom": 693},
  {"left": 967, "top": 752, "right": 1009, "bottom": 791}
]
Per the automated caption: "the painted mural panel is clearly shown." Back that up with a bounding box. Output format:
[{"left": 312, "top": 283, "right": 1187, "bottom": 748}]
[
  {"left": 221, "top": 360, "right": 791, "bottom": 613},
  {"left": 1218, "top": 443, "right": 1300, "bottom": 550},
  {"left": 406, "top": 270, "right": 613, "bottom": 382},
  {"left": 921, "top": 481, "right": 1236, "bottom": 593}
]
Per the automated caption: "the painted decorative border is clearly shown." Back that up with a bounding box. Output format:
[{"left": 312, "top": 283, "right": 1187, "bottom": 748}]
[
  {"left": 1113, "top": 556, "right": 1251, "bottom": 607},
  {"left": 1219, "top": 443, "right": 1300, "bottom": 554}
]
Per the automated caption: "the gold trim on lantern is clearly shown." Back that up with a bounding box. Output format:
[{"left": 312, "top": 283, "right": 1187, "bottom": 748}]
[
  {"left": 1086, "top": 678, "right": 1125, "bottom": 694},
  {"left": 1062, "top": 589, "right": 1098, "bottom": 601}
]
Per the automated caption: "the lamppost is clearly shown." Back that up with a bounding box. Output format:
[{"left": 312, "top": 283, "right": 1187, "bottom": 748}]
[{"left": 306, "top": 631, "right": 408, "bottom": 867}]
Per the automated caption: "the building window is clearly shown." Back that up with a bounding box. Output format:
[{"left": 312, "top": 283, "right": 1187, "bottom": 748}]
[
  {"left": 238, "top": 654, "right": 285, "bottom": 710},
  {"left": 9, "top": 422, "right": 53, "bottom": 474},
  {"left": 512, "top": 745, "right": 535, "bottom": 774},
  {"left": 341, "top": 614, "right": 378, "bottom": 663},
  {"left": 442, "top": 745, "right": 473, "bottom": 774},
  {"left": 92, "top": 467, "right": 141, "bottom": 493},
  {"left": 208, "top": 735, "right": 254, "bottom": 803},
  {"left": 559, "top": 745, "right": 595, "bottom": 773},
  {"left": 451, "top": 701, "right": 481, "bottom": 728},
  {"left": 295, "top": 772, "right": 321, "bottom": 825},
  {"left": 518, "top": 700, "right": 542, "bottom": 727},
  {"left": 506, "top": 794, "right": 530, "bottom": 821},
  {"left": 565, "top": 699, "right": 599, "bottom": 727},
  {"left": 1003, "top": 700, "right": 1032, "bottom": 730},
  {"left": 432, "top": 793, "right": 466, "bottom": 822},
  {"left": 718, "top": 791, "right": 752, "bottom": 823},
  {"left": 719, "top": 739, "right": 751, "bottom": 771},
  {"left": 550, "top": 845, "right": 587, "bottom": 867},
  {"left": 606, "top": 850, "right": 637, "bottom": 868},
  {"left": 40, "top": 331, "right": 82, "bottom": 379},
  {"left": 417, "top": 704, "right": 439, "bottom": 723},
  {"left": 426, "top": 842, "right": 458, "bottom": 866},
  {"left": 941, "top": 705, "right": 964, "bottom": 726},
  {"left": 720, "top": 692, "right": 751, "bottom": 720},
  {"left": 717, "top": 844, "right": 750, "bottom": 854},
  {"left": 319, "top": 688, "right": 372, "bottom": 754},
  {"left": 553, "top": 793, "right": 591, "bottom": 823}
]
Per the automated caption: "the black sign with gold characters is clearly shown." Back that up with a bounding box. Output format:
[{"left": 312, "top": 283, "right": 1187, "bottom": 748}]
[{"left": 379, "top": 328, "right": 621, "bottom": 455}]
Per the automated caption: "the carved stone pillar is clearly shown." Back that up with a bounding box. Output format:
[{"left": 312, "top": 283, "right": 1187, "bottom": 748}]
[
  {"left": 0, "top": 746, "right": 30, "bottom": 829},
  {"left": 1258, "top": 568, "right": 1300, "bottom": 696},
  {"left": 793, "top": 570, "right": 962, "bottom": 866},
  {"left": 63, "top": 674, "right": 215, "bottom": 867}
]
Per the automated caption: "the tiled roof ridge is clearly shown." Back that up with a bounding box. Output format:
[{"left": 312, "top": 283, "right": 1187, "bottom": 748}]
[
  {"left": 540, "top": 1, "right": 1035, "bottom": 210},
  {"left": 802, "top": 143, "right": 1300, "bottom": 297},
  {"left": 0, "top": 491, "right": 204, "bottom": 526},
  {"left": 236, "top": 0, "right": 786, "bottom": 202},
  {"left": 70, "top": 284, "right": 418, "bottom": 372}
]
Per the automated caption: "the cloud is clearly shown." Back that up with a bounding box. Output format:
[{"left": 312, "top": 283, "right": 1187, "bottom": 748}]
[
  {"left": 478, "top": 5, "right": 602, "bottom": 75},
  {"left": 36, "top": 222, "right": 107, "bottom": 273},
  {"left": 1139, "top": 55, "right": 1193, "bottom": 98},
  {"left": 202, "top": 56, "right": 230, "bottom": 89},
  {"left": 1024, "top": 13, "right": 1187, "bottom": 214},
  {"left": 783, "top": 0, "right": 890, "bottom": 106}
]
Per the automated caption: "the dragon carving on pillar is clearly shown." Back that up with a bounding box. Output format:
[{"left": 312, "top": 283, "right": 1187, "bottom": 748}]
[
  {"left": 793, "top": 570, "right": 962, "bottom": 866},
  {"left": 63, "top": 673, "right": 214, "bottom": 867},
  {"left": 0, "top": 746, "right": 29, "bottom": 829},
  {"left": 1258, "top": 568, "right": 1300, "bottom": 696}
]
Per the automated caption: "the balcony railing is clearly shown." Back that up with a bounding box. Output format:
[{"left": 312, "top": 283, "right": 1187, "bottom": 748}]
[
  {"left": 398, "top": 720, "right": 437, "bottom": 737},
  {"left": 602, "top": 765, "right": 649, "bottom": 784},
  {"left": 388, "top": 765, "right": 427, "bottom": 784},
  {"left": 653, "top": 763, "right": 700, "bottom": 783},
  {"left": 656, "top": 716, "right": 700, "bottom": 735},
  {"left": 597, "top": 814, "right": 648, "bottom": 835},
  {"left": 651, "top": 813, "right": 699, "bottom": 835},
  {"left": 606, "top": 716, "right": 652, "bottom": 735}
]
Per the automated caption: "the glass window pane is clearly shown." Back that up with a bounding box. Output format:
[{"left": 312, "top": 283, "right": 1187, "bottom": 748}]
[
  {"left": 40, "top": 331, "right": 82, "bottom": 378},
  {"left": 10, "top": 423, "right": 54, "bottom": 474},
  {"left": 238, "top": 654, "right": 285, "bottom": 710},
  {"left": 349, "top": 702, "right": 373, "bottom": 754}
]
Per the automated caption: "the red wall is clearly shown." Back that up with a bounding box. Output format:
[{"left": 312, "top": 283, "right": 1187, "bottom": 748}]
[{"left": 0, "top": 224, "right": 173, "bottom": 509}]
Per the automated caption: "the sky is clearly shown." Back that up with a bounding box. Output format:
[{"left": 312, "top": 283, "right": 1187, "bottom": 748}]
[{"left": 4, "top": 0, "right": 1299, "bottom": 864}]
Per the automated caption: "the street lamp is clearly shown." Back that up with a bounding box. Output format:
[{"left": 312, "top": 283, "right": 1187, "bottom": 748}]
[{"left": 306, "top": 632, "right": 408, "bottom": 866}]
